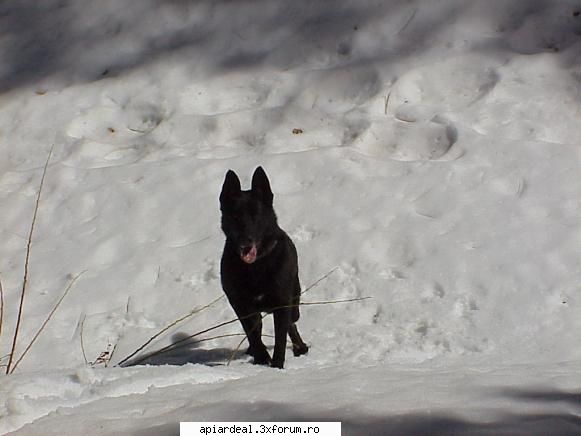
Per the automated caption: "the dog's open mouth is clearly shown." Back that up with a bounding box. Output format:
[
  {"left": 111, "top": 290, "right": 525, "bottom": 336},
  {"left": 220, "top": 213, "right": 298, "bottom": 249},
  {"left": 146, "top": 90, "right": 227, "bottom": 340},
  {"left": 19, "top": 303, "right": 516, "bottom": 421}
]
[{"left": 240, "top": 244, "right": 258, "bottom": 264}]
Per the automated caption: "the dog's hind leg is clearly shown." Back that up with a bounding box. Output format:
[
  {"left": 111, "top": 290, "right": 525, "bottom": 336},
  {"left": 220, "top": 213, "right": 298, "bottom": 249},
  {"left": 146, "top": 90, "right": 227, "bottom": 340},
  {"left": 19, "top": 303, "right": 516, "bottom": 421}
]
[
  {"left": 291, "top": 276, "right": 301, "bottom": 323},
  {"left": 288, "top": 323, "right": 309, "bottom": 357}
]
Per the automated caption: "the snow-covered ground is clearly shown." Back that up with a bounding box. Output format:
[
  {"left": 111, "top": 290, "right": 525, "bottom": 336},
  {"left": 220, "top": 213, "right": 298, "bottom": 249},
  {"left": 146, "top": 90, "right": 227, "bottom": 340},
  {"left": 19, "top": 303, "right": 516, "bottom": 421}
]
[{"left": 1, "top": 0, "right": 581, "bottom": 434}]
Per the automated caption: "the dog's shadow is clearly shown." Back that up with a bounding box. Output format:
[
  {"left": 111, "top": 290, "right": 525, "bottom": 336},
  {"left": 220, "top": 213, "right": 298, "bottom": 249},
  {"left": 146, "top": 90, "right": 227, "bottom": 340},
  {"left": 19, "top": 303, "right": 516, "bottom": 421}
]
[{"left": 123, "top": 332, "right": 250, "bottom": 367}]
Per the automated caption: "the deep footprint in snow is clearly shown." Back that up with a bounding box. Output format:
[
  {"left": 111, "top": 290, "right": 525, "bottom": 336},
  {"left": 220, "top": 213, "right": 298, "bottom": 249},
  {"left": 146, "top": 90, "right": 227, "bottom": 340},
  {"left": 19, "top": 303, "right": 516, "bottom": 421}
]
[
  {"left": 354, "top": 55, "right": 502, "bottom": 161},
  {"left": 390, "top": 55, "right": 500, "bottom": 112},
  {"left": 355, "top": 111, "right": 457, "bottom": 161}
]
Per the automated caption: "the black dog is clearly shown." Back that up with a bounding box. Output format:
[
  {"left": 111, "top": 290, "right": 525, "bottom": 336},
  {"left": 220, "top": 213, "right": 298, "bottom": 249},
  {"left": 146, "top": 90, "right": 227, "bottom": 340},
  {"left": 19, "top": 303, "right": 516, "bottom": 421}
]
[{"left": 219, "top": 166, "right": 308, "bottom": 368}]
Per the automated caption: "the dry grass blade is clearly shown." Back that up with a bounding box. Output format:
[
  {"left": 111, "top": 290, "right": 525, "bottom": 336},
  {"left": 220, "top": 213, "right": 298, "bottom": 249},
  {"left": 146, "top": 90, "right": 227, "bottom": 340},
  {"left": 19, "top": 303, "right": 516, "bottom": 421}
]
[
  {"left": 0, "top": 352, "right": 8, "bottom": 370},
  {"left": 140, "top": 296, "right": 371, "bottom": 367},
  {"left": 301, "top": 296, "right": 371, "bottom": 306},
  {"left": 79, "top": 314, "right": 88, "bottom": 365},
  {"left": 300, "top": 267, "right": 338, "bottom": 296},
  {"left": 119, "top": 316, "right": 241, "bottom": 367},
  {"left": 9, "top": 270, "right": 86, "bottom": 374},
  {"left": 106, "top": 343, "right": 118, "bottom": 368},
  {"left": 122, "top": 271, "right": 333, "bottom": 367},
  {"left": 384, "top": 92, "right": 391, "bottom": 115},
  {"left": 397, "top": 7, "right": 418, "bottom": 34},
  {"left": 122, "top": 270, "right": 366, "bottom": 367},
  {"left": 196, "top": 333, "right": 246, "bottom": 344},
  {"left": 6, "top": 145, "right": 54, "bottom": 375},
  {"left": 226, "top": 314, "right": 265, "bottom": 366},
  {"left": 116, "top": 294, "right": 225, "bottom": 367},
  {"left": 228, "top": 335, "right": 249, "bottom": 366}
]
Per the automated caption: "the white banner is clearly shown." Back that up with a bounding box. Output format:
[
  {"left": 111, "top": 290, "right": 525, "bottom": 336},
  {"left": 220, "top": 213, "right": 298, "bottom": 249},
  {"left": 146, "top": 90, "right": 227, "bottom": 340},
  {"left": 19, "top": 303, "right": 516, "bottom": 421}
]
[{"left": 180, "top": 422, "right": 341, "bottom": 436}]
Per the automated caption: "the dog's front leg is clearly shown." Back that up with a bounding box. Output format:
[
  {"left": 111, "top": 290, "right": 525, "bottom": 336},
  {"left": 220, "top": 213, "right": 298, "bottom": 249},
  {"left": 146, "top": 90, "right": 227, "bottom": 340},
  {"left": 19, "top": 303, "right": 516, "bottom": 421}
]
[
  {"left": 227, "top": 297, "right": 271, "bottom": 365},
  {"left": 239, "top": 313, "right": 271, "bottom": 365},
  {"left": 272, "top": 308, "right": 291, "bottom": 369}
]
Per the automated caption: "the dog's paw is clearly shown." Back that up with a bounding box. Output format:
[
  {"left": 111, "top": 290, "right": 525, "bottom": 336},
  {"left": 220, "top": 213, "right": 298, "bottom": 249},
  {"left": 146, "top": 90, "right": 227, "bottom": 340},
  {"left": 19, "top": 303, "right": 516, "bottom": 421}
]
[
  {"left": 292, "top": 343, "right": 309, "bottom": 357},
  {"left": 271, "top": 359, "right": 285, "bottom": 369},
  {"left": 252, "top": 352, "right": 272, "bottom": 366},
  {"left": 253, "top": 357, "right": 272, "bottom": 366}
]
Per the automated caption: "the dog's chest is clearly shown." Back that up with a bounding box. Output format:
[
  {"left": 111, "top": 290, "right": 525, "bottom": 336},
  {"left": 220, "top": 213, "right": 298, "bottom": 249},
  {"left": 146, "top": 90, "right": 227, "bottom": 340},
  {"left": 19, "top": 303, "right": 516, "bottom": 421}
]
[
  {"left": 253, "top": 292, "right": 266, "bottom": 303},
  {"left": 221, "top": 241, "right": 293, "bottom": 309},
  {"left": 240, "top": 269, "right": 286, "bottom": 307}
]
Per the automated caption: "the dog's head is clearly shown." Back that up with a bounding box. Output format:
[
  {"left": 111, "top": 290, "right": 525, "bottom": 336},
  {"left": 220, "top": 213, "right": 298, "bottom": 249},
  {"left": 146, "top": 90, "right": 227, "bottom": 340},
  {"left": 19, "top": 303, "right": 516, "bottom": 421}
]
[{"left": 219, "top": 166, "right": 279, "bottom": 264}]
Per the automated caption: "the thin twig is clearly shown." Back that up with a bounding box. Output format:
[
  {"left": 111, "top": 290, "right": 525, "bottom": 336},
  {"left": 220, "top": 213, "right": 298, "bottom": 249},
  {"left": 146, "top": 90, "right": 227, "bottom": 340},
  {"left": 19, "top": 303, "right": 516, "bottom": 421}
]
[
  {"left": 228, "top": 336, "right": 249, "bottom": 366},
  {"left": 301, "top": 296, "right": 371, "bottom": 306},
  {"left": 105, "top": 342, "right": 118, "bottom": 368},
  {"left": 120, "top": 269, "right": 336, "bottom": 367},
  {"left": 227, "top": 315, "right": 265, "bottom": 366},
  {"left": 124, "top": 269, "right": 340, "bottom": 366},
  {"left": 194, "top": 333, "right": 246, "bottom": 346},
  {"left": 9, "top": 270, "right": 86, "bottom": 374},
  {"left": 101, "top": 296, "right": 131, "bottom": 367},
  {"left": 116, "top": 294, "right": 225, "bottom": 367},
  {"left": 301, "top": 267, "right": 338, "bottom": 296},
  {"left": 79, "top": 314, "right": 88, "bottom": 365},
  {"left": 6, "top": 145, "right": 54, "bottom": 375},
  {"left": 384, "top": 92, "right": 391, "bottom": 115},
  {"left": 397, "top": 7, "right": 417, "bottom": 34},
  {"left": 118, "top": 316, "right": 241, "bottom": 367}
]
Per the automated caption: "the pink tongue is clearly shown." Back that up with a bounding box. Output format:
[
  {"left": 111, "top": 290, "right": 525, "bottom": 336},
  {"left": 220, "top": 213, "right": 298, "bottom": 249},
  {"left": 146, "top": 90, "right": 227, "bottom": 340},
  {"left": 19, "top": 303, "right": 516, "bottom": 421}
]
[{"left": 241, "top": 245, "right": 258, "bottom": 264}]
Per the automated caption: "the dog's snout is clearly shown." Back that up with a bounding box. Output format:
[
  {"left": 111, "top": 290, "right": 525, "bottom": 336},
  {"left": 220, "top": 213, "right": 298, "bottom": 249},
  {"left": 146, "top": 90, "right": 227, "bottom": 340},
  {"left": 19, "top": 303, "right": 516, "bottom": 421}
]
[{"left": 240, "top": 236, "right": 256, "bottom": 247}]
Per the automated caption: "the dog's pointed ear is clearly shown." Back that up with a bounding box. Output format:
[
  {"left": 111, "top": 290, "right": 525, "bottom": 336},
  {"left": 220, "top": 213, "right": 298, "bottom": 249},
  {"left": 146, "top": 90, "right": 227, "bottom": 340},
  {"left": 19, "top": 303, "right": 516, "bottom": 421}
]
[
  {"left": 251, "top": 166, "right": 273, "bottom": 205},
  {"left": 220, "top": 170, "right": 241, "bottom": 204}
]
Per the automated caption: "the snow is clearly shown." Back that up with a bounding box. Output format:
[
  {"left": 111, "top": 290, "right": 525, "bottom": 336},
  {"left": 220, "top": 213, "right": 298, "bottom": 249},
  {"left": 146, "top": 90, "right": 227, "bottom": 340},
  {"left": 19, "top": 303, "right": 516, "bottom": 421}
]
[{"left": 1, "top": 0, "right": 581, "bottom": 434}]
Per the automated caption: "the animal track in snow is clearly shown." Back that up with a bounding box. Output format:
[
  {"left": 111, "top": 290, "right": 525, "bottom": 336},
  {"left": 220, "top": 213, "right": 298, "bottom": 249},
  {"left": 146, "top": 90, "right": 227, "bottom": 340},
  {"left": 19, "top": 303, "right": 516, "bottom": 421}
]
[
  {"left": 425, "top": 282, "right": 446, "bottom": 299},
  {"left": 188, "top": 258, "right": 219, "bottom": 287},
  {"left": 390, "top": 55, "right": 500, "bottom": 112},
  {"left": 353, "top": 55, "right": 502, "bottom": 161},
  {"left": 68, "top": 105, "right": 164, "bottom": 143},
  {"left": 353, "top": 55, "right": 501, "bottom": 162},
  {"left": 65, "top": 104, "right": 165, "bottom": 168},
  {"left": 355, "top": 112, "right": 457, "bottom": 162},
  {"left": 487, "top": 174, "right": 526, "bottom": 197}
]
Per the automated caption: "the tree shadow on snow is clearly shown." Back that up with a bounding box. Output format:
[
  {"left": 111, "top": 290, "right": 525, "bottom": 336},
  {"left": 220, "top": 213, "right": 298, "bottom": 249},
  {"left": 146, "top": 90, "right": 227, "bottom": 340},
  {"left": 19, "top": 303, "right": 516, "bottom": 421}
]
[
  {"left": 129, "top": 395, "right": 581, "bottom": 436},
  {"left": 502, "top": 386, "right": 581, "bottom": 407},
  {"left": 1, "top": 0, "right": 579, "bottom": 94},
  {"left": 0, "top": 0, "right": 386, "bottom": 93}
]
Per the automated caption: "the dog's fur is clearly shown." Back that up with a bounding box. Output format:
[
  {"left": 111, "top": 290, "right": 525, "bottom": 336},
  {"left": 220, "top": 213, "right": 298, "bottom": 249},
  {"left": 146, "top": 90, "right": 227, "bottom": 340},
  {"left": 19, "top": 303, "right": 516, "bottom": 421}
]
[{"left": 219, "top": 166, "right": 308, "bottom": 368}]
